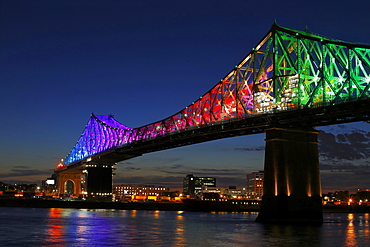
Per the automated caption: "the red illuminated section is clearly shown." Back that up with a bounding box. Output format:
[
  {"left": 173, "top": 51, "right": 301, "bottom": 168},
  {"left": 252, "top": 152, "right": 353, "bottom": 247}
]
[
  {"left": 131, "top": 64, "right": 259, "bottom": 141},
  {"left": 57, "top": 163, "right": 65, "bottom": 168},
  {"left": 55, "top": 159, "right": 67, "bottom": 171},
  {"left": 130, "top": 32, "right": 274, "bottom": 141}
]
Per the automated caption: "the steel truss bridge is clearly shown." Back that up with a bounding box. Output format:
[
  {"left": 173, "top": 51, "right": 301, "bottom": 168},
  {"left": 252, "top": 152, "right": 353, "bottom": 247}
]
[
  {"left": 61, "top": 23, "right": 370, "bottom": 168},
  {"left": 54, "top": 23, "right": 370, "bottom": 223}
]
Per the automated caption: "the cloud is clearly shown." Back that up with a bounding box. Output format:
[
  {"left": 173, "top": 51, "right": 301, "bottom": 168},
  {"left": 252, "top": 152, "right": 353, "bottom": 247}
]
[
  {"left": 141, "top": 157, "right": 183, "bottom": 165},
  {"left": 318, "top": 129, "right": 370, "bottom": 161},
  {"left": 113, "top": 174, "right": 247, "bottom": 190},
  {"left": 144, "top": 163, "right": 247, "bottom": 177},
  {"left": 320, "top": 163, "right": 370, "bottom": 174},
  {"left": 113, "top": 175, "right": 185, "bottom": 189},
  {"left": 216, "top": 177, "right": 247, "bottom": 188},
  {"left": 118, "top": 161, "right": 133, "bottom": 165},
  {"left": 317, "top": 125, "right": 370, "bottom": 192},
  {"left": 0, "top": 168, "right": 54, "bottom": 185},
  {"left": 234, "top": 146, "right": 265, "bottom": 152},
  {"left": 13, "top": 166, "right": 30, "bottom": 169},
  {"left": 170, "top": 164, "right": 184, "bottom": 169},
  {"left": 1, "top": 179, "right": 42, "bottom": 185},
  {"left": 0, "top": 168, "right": 53, "bottom": 178},
  {"left": 165, "top": 166, "right": 247, "bottom": 177},
  {"left": 123, "top": 166, "right": 141, "bottom": 171},
  {"left": 321, "top": 173, "right": 370, "bottom": 193},
  {"left": 146, "top": 164, "right": 191, "bottom": 175}
]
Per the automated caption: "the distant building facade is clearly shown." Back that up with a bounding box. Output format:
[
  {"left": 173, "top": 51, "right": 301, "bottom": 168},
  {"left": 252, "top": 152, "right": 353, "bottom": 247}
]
[
  {"left": 203, "top": 186, "right": 246, "bottom": 198},
  {"left": 246, "top": 171, "right": 264, "bottom": 199},
  {"left": 183, "top": 174, "right": 216, "bottom": 195},
  {"left": 114, "top": 184, "right": 169, "bottom": 201}
]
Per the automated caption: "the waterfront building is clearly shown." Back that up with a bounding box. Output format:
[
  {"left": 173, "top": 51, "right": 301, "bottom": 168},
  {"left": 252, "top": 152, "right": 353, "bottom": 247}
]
[
  {"left": 114, "top": 185, "right": 169, "bottom": 201},
  {"left": 246, "top": 171, "right": 264, "bottom": 200},
  {"left": 183, "top": 174, "right": 216, "bottom": 195},
  {"left": 202, "top": 186, "right": 246, "bottom": 199},
  {"left": 222, "top": 186, "right": 246, "bottom": 198},
  {"left": 202, "top": 187, "right": 221, "bottom": 194},
  {"left": 354, "top": 189, "right": 370, "bottom": 205},
  {"left": 323, "top": 189, "right": 370, "bottom": 206}
]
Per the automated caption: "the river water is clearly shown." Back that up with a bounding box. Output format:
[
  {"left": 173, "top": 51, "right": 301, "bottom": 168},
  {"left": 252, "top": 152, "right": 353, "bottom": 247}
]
[{"left": 0, "top": 207, "right": 369, "bottom": 246}]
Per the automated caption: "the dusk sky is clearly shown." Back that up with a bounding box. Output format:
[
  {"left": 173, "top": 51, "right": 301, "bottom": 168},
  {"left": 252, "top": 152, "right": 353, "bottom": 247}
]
[{"left": 1, "top": 0, "right": 369, "bottom": 193}]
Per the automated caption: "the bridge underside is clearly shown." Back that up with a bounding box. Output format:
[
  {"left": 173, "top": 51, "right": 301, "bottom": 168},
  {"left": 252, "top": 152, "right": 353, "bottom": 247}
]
[{"left": 82, "top": 98, "right": 369, "bottom": 166}]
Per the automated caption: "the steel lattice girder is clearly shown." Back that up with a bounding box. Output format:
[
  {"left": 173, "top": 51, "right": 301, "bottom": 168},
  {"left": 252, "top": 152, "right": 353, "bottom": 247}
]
[{"left": 63, "top": 23, "right": 370, "bottom": 165}]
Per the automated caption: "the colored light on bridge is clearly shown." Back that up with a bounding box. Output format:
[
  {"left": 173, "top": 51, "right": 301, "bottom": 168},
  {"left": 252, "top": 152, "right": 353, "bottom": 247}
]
[
  {"left": 62, "top": 24, "right": 370, "bottom": 165},
  {"left": 57, "top": 163, "right": 65, "bottom": 168}
]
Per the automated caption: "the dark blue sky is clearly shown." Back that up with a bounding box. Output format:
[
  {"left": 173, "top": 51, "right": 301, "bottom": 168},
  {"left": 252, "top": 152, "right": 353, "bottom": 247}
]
[{"left": 1, "top": 0, "right": 369, "bottom": 192}]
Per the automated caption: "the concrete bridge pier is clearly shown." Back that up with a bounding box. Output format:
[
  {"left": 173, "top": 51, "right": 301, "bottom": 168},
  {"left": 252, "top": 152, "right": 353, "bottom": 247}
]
[
  {"left": 55, "top": 163, "right": 114, "bottom": 201},
  {"left": 256, "top": 127, "right": 323, "bottom": 223},
  {"left": 84, "top": 163, "right": 114, "bottom": 201}
]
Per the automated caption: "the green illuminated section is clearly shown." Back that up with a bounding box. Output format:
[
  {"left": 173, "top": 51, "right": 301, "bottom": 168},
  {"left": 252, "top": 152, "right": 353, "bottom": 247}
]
[{"left": 251, "top": 23, "right": 370, "bottom": 112}]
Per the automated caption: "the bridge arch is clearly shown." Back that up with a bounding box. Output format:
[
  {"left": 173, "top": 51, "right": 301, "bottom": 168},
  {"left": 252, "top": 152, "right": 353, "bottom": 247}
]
[
  {"left": 64, "top": 180, "right": 75, "bottom": 195},
  {"left": 55, "top": 173, "right": 82, "bottom": 197}
]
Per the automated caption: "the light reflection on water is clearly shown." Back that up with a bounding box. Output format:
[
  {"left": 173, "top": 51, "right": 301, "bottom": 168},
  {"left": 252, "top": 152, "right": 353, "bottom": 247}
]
[
  {"left": 0, "top": 207, "right": 368, "bottom": 247},
  {"left": 345, "top": 213, "right": 357, "bottom": 247}
]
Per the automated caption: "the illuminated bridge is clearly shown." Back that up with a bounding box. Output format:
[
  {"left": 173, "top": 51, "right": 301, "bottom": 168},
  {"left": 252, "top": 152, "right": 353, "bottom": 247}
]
[{"left": 53, "top": 23, "right": 370, "bottom": 223}]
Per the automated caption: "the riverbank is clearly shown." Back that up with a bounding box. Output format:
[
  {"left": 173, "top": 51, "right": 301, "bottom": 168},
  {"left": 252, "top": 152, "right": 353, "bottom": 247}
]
[
  {"left": 0, "top": 198, "right": 184, "bottom": 211},
  {"left": 322, "top": 204, "right": 370, "bottom": 213},
  {"left": 1, "top": 198, "right": 369, "bottom": 213}
]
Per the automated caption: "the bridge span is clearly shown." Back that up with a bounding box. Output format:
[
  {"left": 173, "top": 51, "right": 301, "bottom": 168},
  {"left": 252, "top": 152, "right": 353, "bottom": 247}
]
[{"left": 52, "top": 23, "right": 370, "bottom": 223}]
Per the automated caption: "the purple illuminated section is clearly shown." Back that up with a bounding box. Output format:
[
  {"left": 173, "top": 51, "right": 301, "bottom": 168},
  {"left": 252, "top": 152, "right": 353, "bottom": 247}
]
[
  {"left": 64, "top": 114, "right": 132, "bottom": 164},
  {"left": 94, "top": 114, "right": 130, "bottom": 129}
]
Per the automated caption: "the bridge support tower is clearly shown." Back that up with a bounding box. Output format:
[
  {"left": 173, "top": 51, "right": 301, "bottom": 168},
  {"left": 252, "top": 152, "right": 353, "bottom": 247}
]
[
  {"left": 55, "top": 163, "right": 114, "bottom": 201},
  {"left": 83, "top": 164, "right": 114, "bottom": 201},
  {"left": 256, "top": 127, "right": 323, "bottom": 223}
]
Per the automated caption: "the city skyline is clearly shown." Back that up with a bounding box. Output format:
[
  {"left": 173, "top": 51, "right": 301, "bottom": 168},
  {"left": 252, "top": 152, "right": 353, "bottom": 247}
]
[{"left": 1, "top": 1, "right": 369, "bottom": 193}]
